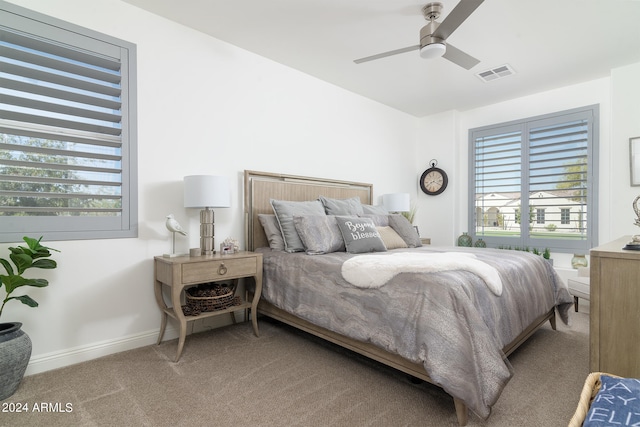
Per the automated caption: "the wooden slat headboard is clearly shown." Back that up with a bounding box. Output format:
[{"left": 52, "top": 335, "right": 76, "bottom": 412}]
[{"left": 244, "top": 170, "right": 373, "bottom": 251}]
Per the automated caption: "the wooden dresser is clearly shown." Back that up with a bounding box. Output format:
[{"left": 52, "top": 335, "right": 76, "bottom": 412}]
[{"left": 590, "top": 236, "right": 640, "bottom": 377}]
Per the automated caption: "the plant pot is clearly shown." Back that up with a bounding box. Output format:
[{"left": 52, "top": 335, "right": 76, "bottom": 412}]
[{"left": 0, "top": 322, "right": 32, "bottom": 400}]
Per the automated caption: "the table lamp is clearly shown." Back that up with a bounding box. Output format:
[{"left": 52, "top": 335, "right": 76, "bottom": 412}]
[
  {"left": 184, "top": 175, "right": 231, "bottom": 255},
  {"left": 382, "top": 193, "right": 410, "bottom": 213}
]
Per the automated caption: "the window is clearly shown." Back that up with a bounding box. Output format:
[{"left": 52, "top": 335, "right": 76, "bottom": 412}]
[
  {"left": 469, "top": 105, "right": 598, "bottom": 253},
  {"left": 0, "top": 1, "right": 137, "bottom": 242}
]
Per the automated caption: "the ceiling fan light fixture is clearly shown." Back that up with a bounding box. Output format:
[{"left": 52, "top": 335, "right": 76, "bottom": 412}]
[{"left": 420, "top": 43, "right": 446, "bottom": 59}]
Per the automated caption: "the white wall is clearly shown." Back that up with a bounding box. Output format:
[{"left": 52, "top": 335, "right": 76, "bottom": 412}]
[
  {"left": 415, "top": 111, "right": 460, "bottom": 246},
  {"left": 611, "top": 62, "right": 640, "bottom": 239},
  {"left": 3, "top": 0, "right": 417, "bottom": 374}
]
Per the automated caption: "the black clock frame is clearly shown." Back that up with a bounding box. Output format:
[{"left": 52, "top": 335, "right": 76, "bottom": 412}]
[{"left": 420, "top": 166, "right": 448, "bottom": 195}]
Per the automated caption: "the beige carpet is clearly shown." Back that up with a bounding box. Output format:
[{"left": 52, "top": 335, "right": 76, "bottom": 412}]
[{"left": 1, "top": 309, "right": 589, "bottom": 427}]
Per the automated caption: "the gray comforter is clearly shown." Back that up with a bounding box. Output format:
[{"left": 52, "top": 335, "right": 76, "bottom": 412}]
[{"left": 257, "top": 246, "right": 573, "bottom": 419}]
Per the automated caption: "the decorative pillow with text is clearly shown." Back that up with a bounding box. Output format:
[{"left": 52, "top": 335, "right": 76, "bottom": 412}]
[
  {"left": 335, "top": 216, "right": 386, "bottom": 254},
  {"left": 583, "top": 375, "right": 640, "bottom": 427}
]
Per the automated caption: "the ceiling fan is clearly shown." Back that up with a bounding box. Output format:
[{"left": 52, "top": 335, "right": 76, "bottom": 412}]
[{"left": 354, "top": 0, "right": 484, "bottom": 70}]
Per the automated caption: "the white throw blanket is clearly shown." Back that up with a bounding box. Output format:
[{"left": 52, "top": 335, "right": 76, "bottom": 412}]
[{"left": 341, "top": 252, "right": 503, "bottom": 296}]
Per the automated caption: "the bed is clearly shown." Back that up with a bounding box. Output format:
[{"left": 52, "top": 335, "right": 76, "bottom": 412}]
[{"left": 243, "top": 170, "right": 573, "bottom": 425}]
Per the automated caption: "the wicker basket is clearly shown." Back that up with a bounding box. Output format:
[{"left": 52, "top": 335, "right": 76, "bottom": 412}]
[
  {"left": 184, "top": 282, "right": 236, "bottom": 315},
  {"left": 568, "top": 372, "right": 622, "bottom": 427}
]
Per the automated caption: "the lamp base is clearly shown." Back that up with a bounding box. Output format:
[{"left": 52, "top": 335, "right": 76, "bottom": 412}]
[
  {"left": 200, "top": 207, "right": 216, "bottom": 256},
  {"left": 162, "top": 253, "right": 187, "bottom": 258}
]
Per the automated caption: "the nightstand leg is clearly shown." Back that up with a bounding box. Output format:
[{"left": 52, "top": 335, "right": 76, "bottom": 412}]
[
  {"left": 251, "top": 265, "right": 262, "bottom": 337},
  {"left": 175, "top": 320, "right": 187, "bottom": 362},
  {"left": 157, "top": 312, "right": 168, "bottom": 344},
  {"left": 251, "top": 311, "right": 259, "bottom": 337}
]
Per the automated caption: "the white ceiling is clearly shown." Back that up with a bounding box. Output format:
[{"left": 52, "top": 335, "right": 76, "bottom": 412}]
[{"left": 123, "top": 0, "right": 640, "bottom": 117}]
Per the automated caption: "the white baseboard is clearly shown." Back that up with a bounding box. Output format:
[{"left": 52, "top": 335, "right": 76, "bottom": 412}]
[
  {"left": 25, "top": 325, "right": 180, "bottom": 376},
  {"left": 25, "top": 312, "right": 243, "bottom": 376}
]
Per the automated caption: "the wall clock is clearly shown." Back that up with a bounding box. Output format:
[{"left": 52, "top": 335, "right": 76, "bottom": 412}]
[{"left": 420, "top": 160, "right": 448, "bottom": 195}]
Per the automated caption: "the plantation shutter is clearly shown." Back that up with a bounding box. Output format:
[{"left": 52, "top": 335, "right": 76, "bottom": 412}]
[
  {"left": 469, "top": 105, "right": 598, "bottom": 253},
  {"left": 472, "top": 124, "right": 522, "bottom": 239},
  {"left": 0, "top": 3, "right": 137, "bottom": 242},
  {"left": 528, "top": 113, "right": 590, "bottom": 241}
]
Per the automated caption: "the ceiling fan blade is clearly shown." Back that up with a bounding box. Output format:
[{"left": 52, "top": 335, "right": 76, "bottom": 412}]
[
  {"left": 354, "top": 45, "right": 420, "bottom": 64},
  {"left": 442, "top": 43, "right": 480, "bottom": 69},
  {"left": 433, "top": 0, "right": 484, "bottom": 40}
]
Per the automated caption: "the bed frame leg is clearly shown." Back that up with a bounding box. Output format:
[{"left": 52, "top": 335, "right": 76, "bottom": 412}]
[
  {"left": 549, "top": 311, "right": 557, "bottom": 331},
  {"left": 453, "top": 398, "right": 468, "bottom": 426}
]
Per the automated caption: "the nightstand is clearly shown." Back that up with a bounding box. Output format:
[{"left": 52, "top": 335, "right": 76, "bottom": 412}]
[{"left": 154, "top": 251, "right": 263, "bottom": 361}]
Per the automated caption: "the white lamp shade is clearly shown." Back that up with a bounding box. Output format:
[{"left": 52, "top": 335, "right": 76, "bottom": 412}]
[
  {"left": 420, "top": 43, "right": 446, "bottom": 59},
  {"left": 382, "top": 193, "right": 410, "bottom": 212},
  {"left": 184, "top": 175, "right": 231, "bottom": 208}
]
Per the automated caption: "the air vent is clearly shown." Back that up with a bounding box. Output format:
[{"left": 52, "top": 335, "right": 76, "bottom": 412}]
[{"left": 475, "top": 64, "right": 515, "bottom": 82}]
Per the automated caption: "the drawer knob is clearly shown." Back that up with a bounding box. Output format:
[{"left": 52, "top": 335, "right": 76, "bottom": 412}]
[{"left": 218, "top": 263, "right": 227, "bottom": 275}]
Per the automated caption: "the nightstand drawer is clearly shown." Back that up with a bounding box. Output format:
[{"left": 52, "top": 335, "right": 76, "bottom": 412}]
[{"left": 182, "top": 257, "right": 258, "bottom": 283}]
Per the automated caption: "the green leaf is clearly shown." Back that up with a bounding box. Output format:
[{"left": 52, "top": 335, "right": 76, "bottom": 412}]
[
  {"left": 0, "top": 258, "right": 14, "bottom": 276},
  {"left": 22, "top": 278, "right": 48, "bottom": 288},
  {"left": 25, "top": 236, "right": 59, "bottom": 256},
  {"left": 10, "top": 253, "right": 33, "bottom": 275},
  {"left": 11, "top": 295, "right": 39, "bottom": 308},
  {"left": 0, "top": 274, "right": 27, "bottom": 294},
  {"left": 23, "top": 236, "right": 40, "bottom": 248},
  {"left": 32, "top": 259, "right": 57, "bottom": 269}
]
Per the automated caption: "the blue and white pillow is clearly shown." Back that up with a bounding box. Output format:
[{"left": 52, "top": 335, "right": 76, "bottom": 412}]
[{"left": 583, "top": 375, "right": 640, "bottom": 426}]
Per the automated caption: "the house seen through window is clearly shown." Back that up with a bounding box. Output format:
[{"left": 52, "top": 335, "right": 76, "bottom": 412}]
[
  {"left": 468, "top": 105, "right": 599, "bottom": 253},
  {"left": 0, "top": 1, "right": 137, "bottom": 242}
]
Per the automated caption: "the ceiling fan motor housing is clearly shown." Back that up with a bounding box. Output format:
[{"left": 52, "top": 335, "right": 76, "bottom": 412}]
[{"left": 419, "top": 21, "right": 446, "bottom": 58}]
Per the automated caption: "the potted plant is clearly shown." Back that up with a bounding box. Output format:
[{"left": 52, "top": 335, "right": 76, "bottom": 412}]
[
  {"left": 0, "top": 236, "right": 58, "bottom": 400},
  {"left": 401, "top": 202, "right": 418, "bottom": 224}
]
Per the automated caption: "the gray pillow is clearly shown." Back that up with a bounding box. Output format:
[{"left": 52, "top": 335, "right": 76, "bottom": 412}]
[
  {"left": 388, "top": 214, "right": 422, "bottom": 248},
  {"left": 270, "top": 199, "right": 326, "bottom": 252},
  {"left": 318, "top": 196, "right": 364, "bottom": 216},
  {"left": 335, "top": 216, "right": 386, "bottom": 254},
  {"left": 258, "top": 214, "right": 285, "bottom": 251},
  {"left": 293, "top": 215, "right": 345, "bottom": 254},
  {"left": 362, "top": 204, "right": 388, "bottom": 215},
  {"left": 360, "top": 214, "right": 389, "bottom": 227}
]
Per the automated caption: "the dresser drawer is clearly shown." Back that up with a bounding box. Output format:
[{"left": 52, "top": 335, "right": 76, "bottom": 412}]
[{"left": 182, "top": 257, "right": 258, "bottom": 284}]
